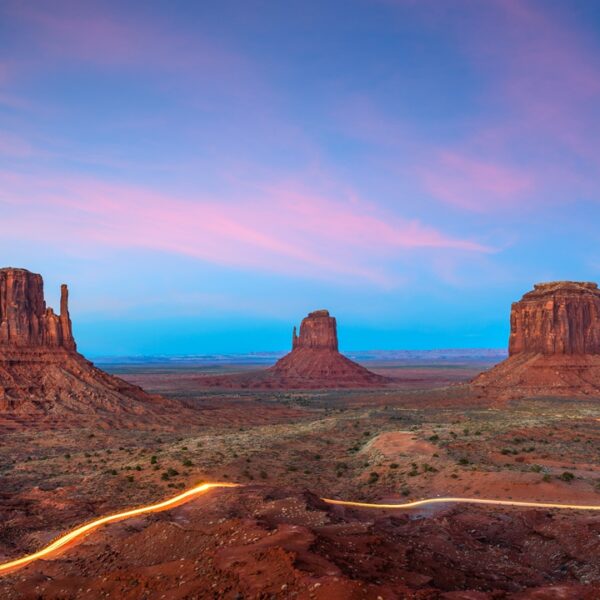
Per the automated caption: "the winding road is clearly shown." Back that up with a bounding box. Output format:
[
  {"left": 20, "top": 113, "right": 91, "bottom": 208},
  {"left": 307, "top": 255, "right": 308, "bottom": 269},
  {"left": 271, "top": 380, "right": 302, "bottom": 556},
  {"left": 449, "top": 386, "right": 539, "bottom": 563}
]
[{"left": 3, "top": 482, "right": 600, "bottom": 577}]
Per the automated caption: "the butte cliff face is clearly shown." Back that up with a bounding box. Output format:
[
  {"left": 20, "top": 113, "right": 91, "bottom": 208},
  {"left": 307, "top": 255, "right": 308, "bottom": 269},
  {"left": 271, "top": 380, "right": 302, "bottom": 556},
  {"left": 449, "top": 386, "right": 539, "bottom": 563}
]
[
  {"left": 473, "top": 281, "right": 600, "bottom": 398},
  {"left": 508, "top": 281, "right": 600, "bottom": 356},
  {"left": 200, "top": 309, "right": 391, "bottom": 389},
  {"left": 0, "top": 267, "right": 190, "bottom": 426},
  {"left": 0, "top": 268, "right": 76, "bottom": 350},
  {"left": 292, "top": 309, "right": 338, "bottom": 351}
]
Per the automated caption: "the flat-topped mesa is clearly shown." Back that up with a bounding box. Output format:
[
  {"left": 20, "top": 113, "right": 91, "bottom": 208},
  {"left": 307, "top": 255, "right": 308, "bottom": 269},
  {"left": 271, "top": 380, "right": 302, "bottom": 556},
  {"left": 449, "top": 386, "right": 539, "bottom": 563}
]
[
  {"left": 509, "top": 281, "right": 600, "bottom": 356},
  {"left": 0, "top": 268, "right": 76, "bottom": 350},
  {"left": 472, "top": 280, "right": 600, "bottom": 399},
  {"left": 292, "top": 309, "right": 338, "bottom": 351}
]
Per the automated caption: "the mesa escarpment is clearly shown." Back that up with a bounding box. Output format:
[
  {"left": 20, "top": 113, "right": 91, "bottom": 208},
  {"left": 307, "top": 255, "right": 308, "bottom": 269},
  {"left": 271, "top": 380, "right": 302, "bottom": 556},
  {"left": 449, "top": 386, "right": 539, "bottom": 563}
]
[
  {"left": 199, "top": 310, "right": 391, "bottom": 389},
  {"left": 509, "top": 281, "right": 600, "bottom": 355},
  {"left": 473, "top": 281, "right": 600, "bottom": 398},
  {"left": 0, "top": 267, "right": 191, "bottom": 425}
]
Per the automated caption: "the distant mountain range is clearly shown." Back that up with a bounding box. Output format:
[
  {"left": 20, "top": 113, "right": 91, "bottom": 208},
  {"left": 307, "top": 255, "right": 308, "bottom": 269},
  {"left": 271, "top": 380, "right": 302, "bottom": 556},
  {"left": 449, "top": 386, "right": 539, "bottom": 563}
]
[{"left": 92, "top": 348, "right": 507, "bottom": 366}]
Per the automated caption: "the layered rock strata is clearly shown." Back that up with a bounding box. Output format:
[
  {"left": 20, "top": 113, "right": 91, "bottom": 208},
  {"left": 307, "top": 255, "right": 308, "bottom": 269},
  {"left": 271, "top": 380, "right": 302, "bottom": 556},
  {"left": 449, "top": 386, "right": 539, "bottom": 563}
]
[{"left": 473, "top": 281, "right": 600, "bottom": 398}]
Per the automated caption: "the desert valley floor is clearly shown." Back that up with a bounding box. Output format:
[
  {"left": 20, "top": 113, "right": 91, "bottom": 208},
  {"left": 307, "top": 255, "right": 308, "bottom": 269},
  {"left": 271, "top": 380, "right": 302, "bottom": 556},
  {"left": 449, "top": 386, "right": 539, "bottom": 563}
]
[{"left": 3, "top": 357, "right": 600, "bottom": 598}]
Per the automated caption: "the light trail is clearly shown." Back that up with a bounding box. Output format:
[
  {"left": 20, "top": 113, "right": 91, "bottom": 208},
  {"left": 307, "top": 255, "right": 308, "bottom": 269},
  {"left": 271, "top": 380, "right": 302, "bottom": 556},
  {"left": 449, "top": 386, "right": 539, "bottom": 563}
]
[
  {"left": 321, "top": 496, "right": 600, "bottom": 511},
  {"left": 2, "top": 482, "right": 600, "bottom": 577},
  {"left": 0, "top": 482, "right": 239, "bottom": 576}
]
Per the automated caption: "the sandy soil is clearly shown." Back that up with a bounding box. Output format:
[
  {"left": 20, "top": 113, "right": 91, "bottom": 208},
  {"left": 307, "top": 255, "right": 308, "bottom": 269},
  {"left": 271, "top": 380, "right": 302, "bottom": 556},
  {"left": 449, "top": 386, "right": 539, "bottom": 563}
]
[{"left": 2, "top": 359, "right": 600, "bottom": 597}]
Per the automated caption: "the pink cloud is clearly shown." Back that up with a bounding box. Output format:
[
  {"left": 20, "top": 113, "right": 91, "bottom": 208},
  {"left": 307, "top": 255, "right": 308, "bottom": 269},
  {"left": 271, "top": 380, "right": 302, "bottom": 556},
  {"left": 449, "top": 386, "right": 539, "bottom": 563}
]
[
  {"left": 0, "top": 170, "right": 491, "bottom": 286},
  {"left": 372, "top": 0, "right": 600, "bottom": 212},
  {"left": 419, "top": 152, "right": 535, "bottom": 212}
]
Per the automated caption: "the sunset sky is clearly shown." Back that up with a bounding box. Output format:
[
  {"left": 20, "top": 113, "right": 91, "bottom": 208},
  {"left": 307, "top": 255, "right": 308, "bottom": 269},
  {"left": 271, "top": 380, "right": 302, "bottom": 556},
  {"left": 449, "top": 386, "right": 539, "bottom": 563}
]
[{"left": 2, "top": 0, "right": 600, "bottom": 356}]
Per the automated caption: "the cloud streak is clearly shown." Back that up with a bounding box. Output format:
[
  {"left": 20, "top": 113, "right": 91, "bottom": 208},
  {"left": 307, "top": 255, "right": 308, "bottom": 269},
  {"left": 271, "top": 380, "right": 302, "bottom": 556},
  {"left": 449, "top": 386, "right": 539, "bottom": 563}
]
[{"left": 0, "top": 169, "right": 491, "bottom": 286}]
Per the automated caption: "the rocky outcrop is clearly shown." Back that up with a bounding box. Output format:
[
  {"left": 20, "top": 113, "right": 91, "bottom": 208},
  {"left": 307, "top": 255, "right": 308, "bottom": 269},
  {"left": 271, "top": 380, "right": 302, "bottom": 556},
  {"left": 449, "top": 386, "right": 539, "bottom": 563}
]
[
  {"left": 292, "top": 310, "right": 338, "bottom": 351},
  {"left": 0, "top": 268, "right": 195, "bottom": 426},
  {"left": 0, "top": 268, "right": 75, "bottom": 349},
  {"left": 509, "top": 281, "right": 600, "bottom": 355},
  {"left": 199, "top": 309, "right": 391, "bottom": 389},
  {"left": 473, "top": 281, "right": 600, "bottom": 399}
]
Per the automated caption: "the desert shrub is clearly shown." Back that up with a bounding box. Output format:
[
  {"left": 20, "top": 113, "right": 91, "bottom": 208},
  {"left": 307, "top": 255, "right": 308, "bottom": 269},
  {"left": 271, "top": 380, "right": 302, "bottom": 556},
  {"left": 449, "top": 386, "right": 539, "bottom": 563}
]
[
  {"left": 458, "top": 458, "right": 469, "bottom": 465},
  {"left": 182, "top": 459, "right": 193, "bottom": 467},
  {"left": 422, "top": 463, "right": 438, "bottom": 473},
  {"left": 150, "top": 456, "right": 158, "bottom": 464},
  {"left": 368, "top": 472, "right": 379, "bottom": 484},
  {"left": 428, "top": 434, "right": 439, "bottom": 442},
  {"left": 390, "top": 463, "right": 399, "bottom": 469},
  {"left": 560, "top": 471, "right": 575, "bottom": 482}
]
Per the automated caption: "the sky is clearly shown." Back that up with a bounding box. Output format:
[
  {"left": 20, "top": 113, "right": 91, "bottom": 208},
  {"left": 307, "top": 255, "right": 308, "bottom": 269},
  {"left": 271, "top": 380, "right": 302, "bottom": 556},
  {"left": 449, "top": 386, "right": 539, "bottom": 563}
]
[{"left": 2, "top": 0, "right": 600, "bottom": 356}]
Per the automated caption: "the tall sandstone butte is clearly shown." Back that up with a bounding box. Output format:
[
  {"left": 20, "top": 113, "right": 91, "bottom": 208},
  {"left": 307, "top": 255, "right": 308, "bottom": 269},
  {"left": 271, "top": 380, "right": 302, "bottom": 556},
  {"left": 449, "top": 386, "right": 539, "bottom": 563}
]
[
  {"left": 292, "top": 309, "right": 338, "bottom": 351},
  {"left": 473, "top": 281, "right": 600, "bottom": 398},
  {"left": 0, "top": 267, "right": 187, "bottom": 425},
  {"left": 200, "top": 309, "right": 391, "bottom": 389},
  {"left": 0, "top": 268, "right": 76, "bottom": 350}
]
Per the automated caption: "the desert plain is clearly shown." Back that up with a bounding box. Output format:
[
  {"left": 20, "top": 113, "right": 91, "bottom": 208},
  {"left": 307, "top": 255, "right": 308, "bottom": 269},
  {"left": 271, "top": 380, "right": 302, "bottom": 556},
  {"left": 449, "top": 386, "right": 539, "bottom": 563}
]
[{"left": 3, "top": 355, "right": 600, "bottom": 599}]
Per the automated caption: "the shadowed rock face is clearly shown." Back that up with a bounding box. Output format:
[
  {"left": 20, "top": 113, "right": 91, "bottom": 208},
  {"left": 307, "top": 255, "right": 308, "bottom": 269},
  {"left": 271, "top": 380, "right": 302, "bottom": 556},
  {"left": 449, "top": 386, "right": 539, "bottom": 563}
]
[
  {"left": 473, "top": 281, "right": 600, "bottom": 399},
  {"left": 509, "top": 281, "right": 600, "bottom": 356}
]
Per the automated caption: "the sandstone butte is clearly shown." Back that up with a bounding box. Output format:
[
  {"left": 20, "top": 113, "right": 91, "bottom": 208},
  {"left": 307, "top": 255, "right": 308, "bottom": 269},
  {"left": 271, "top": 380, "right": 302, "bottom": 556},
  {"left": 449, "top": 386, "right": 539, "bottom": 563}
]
[
  {"left": 472, "top": 281, "right": 600, "bottom": 398},
  {"left": 199, "top": 309, "right": 391, "bottom": 389},
  {"left": 0, "top": 267, "right": 189, "bottom": 427}
]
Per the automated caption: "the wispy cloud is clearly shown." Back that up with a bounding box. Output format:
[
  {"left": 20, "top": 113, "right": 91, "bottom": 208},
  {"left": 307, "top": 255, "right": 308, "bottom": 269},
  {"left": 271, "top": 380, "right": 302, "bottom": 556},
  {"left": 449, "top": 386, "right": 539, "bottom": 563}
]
[
  {"left": 0, "top": 169, "right": 490, "bottom": 286},
  {"left": 366, "top": 0, "right": 600, "bottom": 213},
  {"left": 419, "top": 151, "right": 534, "bottom": 212}
]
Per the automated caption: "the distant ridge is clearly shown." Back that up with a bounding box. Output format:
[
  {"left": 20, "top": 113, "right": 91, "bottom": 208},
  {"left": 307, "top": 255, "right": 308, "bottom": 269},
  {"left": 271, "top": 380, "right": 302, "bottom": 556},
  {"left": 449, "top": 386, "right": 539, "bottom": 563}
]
[
  {"left": 192, "top": 310, "right": 393, "bottom": 389},
  {"left": 93, "top": 348, "right": 507, "bottom": 366}
]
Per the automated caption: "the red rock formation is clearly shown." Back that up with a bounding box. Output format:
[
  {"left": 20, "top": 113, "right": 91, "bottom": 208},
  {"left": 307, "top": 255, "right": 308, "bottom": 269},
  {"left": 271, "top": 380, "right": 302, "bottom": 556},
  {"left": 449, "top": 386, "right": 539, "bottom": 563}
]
[
  {"left": 199, "top": 309, "right": 391, "bottom": 389},
  {"left": 509, "top": 281, "right": 600, "bottom": 355},
  {"left": 292, "top": 310, "right": 338, "bottom": 351},
  {"left": 473, "top": 281, "right": 600, "bottom": 398},
  {"left": 0, "top": 267, "right": 193, "bottom": 425},
  {"left": 0, "top": 268, "right": 76, "bottom": 350}
]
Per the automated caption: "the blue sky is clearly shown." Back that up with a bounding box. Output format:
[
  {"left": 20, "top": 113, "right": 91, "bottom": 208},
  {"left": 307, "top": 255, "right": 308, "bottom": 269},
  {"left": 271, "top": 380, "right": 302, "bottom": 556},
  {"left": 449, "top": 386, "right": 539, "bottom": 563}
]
[{"left": 2, "top": 0, "right": 600, "bottom": 355}]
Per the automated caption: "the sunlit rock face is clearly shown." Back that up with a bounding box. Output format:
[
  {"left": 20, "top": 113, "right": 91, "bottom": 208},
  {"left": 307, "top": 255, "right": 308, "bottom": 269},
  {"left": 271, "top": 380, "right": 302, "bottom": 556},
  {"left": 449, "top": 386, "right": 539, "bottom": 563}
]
[
  {"left": 0, "top": 268, "right": 181, "bottom": 424},
  {"left": 0, "top": 268, "right": 75, "bottom": 350},
  {"left": 473, "top": 281, "right": 600, "bottom": 399},
  {"left": 292, "top": 310, "right": 338, "bottom": 351},
  {"left": 509, "top": 282, "right": 600, "bottom": 356},
  {"left": 198, "top": 309, "right": 391, "bottom": 389}
]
